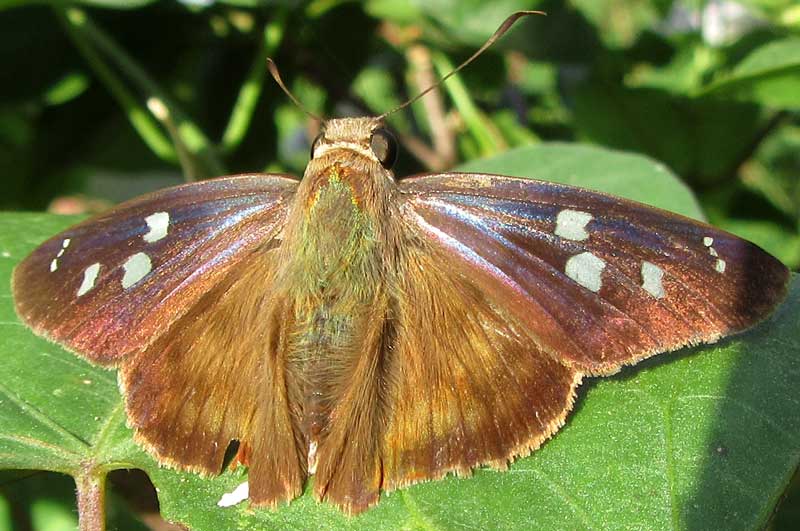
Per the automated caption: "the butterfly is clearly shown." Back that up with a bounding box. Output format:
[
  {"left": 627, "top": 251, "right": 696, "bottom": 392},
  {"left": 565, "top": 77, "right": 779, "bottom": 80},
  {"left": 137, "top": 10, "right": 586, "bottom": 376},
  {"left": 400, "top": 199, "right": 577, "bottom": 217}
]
[
  {"left": 12, "top": 114, "right": 790, "bottom": 514},
  {"left": 11, "top": 12, "right": 790, "bottom": 517}
]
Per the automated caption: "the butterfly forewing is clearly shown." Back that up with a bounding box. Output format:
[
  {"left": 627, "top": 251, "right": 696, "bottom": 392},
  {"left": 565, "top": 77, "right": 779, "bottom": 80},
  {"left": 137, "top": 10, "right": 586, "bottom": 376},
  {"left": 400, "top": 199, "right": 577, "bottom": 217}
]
[
  {"left": 400, "top": 173, "right": 789, "bottom": 375},
  {"left": 13, "top": 174, "right": 297, "bottom": 363}
]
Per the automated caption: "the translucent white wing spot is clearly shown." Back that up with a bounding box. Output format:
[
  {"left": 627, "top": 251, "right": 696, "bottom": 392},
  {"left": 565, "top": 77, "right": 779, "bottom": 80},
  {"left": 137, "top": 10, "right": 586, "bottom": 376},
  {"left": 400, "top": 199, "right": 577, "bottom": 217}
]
[
  {"left": 217, "top": 482, "right": 249, "bottom": 508},
  {"left": 143, "top": 212, "right": 170, "bottom": 243},
  {"left": 702, "top": 236, "right": 725, "bottom": 273},
  {"left": 641, "top": 261, "right": 665, "bottom": 299},
  {"left": 121, "top": 252, "right": 152, "bottom": 289},
  {"left": 50, "top": 238, "right": 72, "bottom": 272},
  {"left": 77, "top": 263, "right": 101, "bottom": 297},
  {"left": 565, "top": 252, "right": 606, "bottom": 292},
  {"left": 555, "top": 209, "right": 593, "bottom": 241}
]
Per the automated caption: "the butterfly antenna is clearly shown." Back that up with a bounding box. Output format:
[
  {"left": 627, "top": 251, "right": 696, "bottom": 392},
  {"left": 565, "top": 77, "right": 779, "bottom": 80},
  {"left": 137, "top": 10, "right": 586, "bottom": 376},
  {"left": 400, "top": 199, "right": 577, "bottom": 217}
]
[
  {"left": 267, "top": 58, "right": 324, "bottom": 122},
  {"left": 378, "top": 10, "right": 546, "bottom": 120}
]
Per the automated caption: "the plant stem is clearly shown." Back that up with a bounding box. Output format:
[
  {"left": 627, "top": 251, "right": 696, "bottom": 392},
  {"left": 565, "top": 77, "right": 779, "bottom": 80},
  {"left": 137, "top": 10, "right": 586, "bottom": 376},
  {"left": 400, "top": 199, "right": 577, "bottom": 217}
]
[
  {"left": 54, "top": 7, "right": 177, "bottom": 162},
  {"left": 58, "top": 6, "right": 226, "bottom": 180},
  {"left": 221, "top": 11, "right": 287, "bottom": 153},
  {"left": 75, "top": 468, "right": 106, "bottom": 531},
  {"left": 407, "top": 44, "right": 456, "bottom": 170},
  {"left": 431, "top": 51, "right": 506, "bottom": 157}
]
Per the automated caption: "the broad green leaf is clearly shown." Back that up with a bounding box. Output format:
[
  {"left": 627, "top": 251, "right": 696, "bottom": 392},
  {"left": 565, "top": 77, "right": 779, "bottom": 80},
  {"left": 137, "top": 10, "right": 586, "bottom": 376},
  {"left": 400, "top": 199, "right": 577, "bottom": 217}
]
[
  {"left": 572, "top": 81, "right": 767, "bottom": 185},
  {"left": 0, "top": 144, "right": 797, "bottom": 530},
  {"left": 702, "top": 37, "right": 800, "bottom": 108},
  {"left": 457, "top": 143, "right": 706, "bottom": 220}
]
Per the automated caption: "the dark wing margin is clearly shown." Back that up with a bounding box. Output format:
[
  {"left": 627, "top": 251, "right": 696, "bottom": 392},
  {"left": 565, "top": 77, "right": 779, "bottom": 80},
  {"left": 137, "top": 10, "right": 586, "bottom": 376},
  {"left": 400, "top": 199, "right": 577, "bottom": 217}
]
[
  {"left": 13, "top": 174, "right": 298, "bottom": 364},
  {"left": 399, "top": 172, "right": 789, "bottom": 375}
]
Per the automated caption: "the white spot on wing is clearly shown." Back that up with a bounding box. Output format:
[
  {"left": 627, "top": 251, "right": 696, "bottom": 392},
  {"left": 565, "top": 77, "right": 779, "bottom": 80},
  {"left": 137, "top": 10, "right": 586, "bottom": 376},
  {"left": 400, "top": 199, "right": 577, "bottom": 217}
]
[
  {"left": 565, "top": 252, "right": 606, "bottom": 292},
  {"left": 703, "top": 236, "right": 725, "bottom": 273},
  {"left": 51, "top": 238, "right": 73, "bottom": 272},
  {"left": 217, "top": 482, "right": 249, "bottom": 507},
  {"left": 641, "top": 261, "right": 665, "bottom": 299},
  {"left": 555, "top": 209, "right": 593, "bottom": 241},
  {"left": 77, "top": 263, "right": 101, "bottom": 296},
  {"left": 143, "top": 212, "right": 169, "bottom": 243},
  {"left": 121, "top": 252, "right": 152, "bottom": 289}
]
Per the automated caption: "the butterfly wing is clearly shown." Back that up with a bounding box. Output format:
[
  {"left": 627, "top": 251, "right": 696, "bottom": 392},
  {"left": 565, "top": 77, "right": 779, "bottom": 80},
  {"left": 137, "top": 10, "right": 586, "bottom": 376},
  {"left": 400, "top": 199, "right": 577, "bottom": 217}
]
[
  {"left": 14, "top": 173, "right": 308, "bottom": 499},
  {"left": 119, "top": 249, "right": 306, "bottom": 502},
  {"left": 13, "top": 174, "right": 297, "bottom": 364},
  {"left": 400, "top": 173, "right": 789, "bottom": 375},
  {"left": 381, "top": 244, "right": 581, "bottom": 490},
  {"left": 377, "top": 172, "right": 789, "bottom": 488}
]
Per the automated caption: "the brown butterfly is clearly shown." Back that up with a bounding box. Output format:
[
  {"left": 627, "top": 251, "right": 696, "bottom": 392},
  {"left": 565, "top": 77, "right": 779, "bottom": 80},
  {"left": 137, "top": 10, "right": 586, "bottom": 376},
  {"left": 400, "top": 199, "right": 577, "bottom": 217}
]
[{"left": 11, "top": 12, "right": 789, "bottom": 516}]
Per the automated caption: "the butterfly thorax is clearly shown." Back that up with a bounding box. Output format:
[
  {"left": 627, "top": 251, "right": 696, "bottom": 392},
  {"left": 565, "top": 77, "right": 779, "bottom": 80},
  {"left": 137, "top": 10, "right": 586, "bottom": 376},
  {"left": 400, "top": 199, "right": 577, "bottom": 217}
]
[{"left": 291, "top": 167, "right": 379, "bottom": 291}]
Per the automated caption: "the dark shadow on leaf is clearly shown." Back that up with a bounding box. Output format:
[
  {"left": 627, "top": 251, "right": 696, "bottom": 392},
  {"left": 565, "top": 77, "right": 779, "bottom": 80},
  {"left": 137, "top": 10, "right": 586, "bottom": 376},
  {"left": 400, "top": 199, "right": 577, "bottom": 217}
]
[{"left": 684, "top": 276, "right": 800, "bottom": 529}]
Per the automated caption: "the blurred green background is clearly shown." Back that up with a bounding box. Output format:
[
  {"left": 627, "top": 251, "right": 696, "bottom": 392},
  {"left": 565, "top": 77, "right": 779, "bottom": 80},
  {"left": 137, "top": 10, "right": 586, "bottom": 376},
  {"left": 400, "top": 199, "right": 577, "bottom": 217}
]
[{"left": 1, "top": 0, "right": 798, "bottom": 529}]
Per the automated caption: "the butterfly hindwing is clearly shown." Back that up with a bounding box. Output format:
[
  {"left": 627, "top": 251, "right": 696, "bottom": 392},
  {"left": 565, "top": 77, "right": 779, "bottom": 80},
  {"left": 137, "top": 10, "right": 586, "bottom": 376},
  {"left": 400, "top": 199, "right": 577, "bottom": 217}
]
[
  {"left": 381, "top": 244, "right": 581, "bottom": 490},
  {"left": 400, "top": 173, "right": 789, "bottom": 375},
  {"left": 120, "top": 247, "right": 306, "bottom": 504},
  {"left": 13, "top": 174, "right": 297, "bottom": 364}
]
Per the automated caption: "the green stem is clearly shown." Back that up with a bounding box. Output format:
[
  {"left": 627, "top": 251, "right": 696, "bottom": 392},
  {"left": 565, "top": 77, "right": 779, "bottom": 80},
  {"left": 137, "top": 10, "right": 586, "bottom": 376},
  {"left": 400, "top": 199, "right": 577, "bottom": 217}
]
[
  {"left": 221, "top": 12, "right": 287, "bottom": 153},
  {"left": 430, "top": 51, "right": 506, "bottom": 157},
  {"left": 59, "top": 6, "right": 226, "bottom": 179},
  {"left": 54, "top": 7, "right": 176, "bottom": 162}
]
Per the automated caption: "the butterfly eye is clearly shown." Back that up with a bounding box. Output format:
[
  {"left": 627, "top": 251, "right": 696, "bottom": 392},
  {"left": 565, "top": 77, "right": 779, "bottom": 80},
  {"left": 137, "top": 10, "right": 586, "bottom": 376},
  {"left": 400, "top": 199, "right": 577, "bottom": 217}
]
[
  {"left": 310, "top": 132, "right": 325, "bottom": 160},
  {"left": 370, "top": 128, "right": 398, "bottom": 169}
]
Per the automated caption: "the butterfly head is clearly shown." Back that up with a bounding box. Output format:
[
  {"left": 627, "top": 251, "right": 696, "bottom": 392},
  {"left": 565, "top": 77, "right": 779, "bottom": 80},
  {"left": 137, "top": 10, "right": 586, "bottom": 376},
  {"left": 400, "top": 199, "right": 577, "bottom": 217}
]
[{"left": 309, "top": 117, "right": 398, "bottom": 172}]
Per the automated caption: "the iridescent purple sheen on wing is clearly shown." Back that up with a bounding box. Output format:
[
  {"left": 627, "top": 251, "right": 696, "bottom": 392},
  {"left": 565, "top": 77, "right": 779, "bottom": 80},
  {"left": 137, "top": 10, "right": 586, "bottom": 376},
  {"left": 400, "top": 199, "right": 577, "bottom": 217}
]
[
  {"left": 401, "top": 173, "right": 789, "bottom": 374},
  {"left": 13, "top": 174, "right": 298, "bottom": 362}
]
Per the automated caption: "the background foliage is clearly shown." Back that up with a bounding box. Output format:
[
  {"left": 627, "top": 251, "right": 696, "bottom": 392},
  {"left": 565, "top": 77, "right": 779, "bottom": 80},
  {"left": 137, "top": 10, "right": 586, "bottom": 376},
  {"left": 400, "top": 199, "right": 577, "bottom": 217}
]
[{"left": 0, "top": 0, "right": 798, "bottom": 529}]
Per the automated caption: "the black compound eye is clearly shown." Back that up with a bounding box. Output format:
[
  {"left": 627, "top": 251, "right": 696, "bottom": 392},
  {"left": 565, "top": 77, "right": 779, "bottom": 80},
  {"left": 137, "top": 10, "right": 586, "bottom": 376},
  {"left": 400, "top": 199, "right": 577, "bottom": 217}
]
[
  {"left": 310, "top": 132, "right": 325, "bottom": 159},
  {"left": 370, "top": 128, "right": 398, "bottom": 169}
]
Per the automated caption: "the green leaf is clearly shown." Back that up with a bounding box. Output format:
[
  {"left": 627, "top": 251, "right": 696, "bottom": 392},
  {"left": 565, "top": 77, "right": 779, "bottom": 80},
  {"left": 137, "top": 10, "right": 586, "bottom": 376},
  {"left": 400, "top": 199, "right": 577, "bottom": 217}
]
[
  {"left": 572, "top": 81, "right": 769, "bottom": 185},
  {"left": 702, "top": 37, "right": 800, "bottom": 108},
  {"left": 571, "top": 0, "right": 665, "bottom": 48},
  {"left": 457, "top": 143, "right": 706, "bottom": 219},
  {"left": 1, "top": 144, "right": 798, "bottom": 530},
  {"left": 407, "top": 0, "right": 542, "bottom": 47}
]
